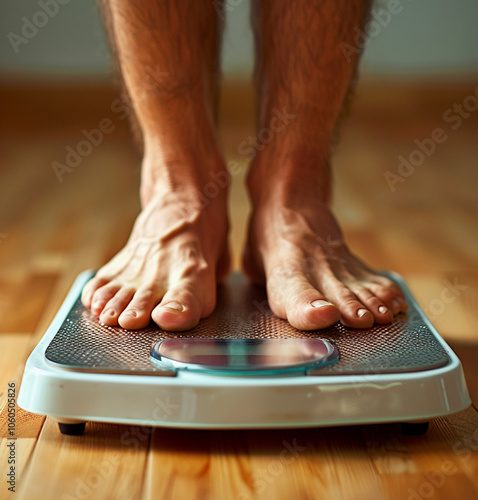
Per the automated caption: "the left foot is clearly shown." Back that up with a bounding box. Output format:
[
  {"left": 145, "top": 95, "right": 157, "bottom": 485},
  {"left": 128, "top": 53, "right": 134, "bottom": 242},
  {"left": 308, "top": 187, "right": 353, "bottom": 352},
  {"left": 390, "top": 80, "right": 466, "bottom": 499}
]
[{"left": 244, "top": 155, "right": 407, "bottom": 331}]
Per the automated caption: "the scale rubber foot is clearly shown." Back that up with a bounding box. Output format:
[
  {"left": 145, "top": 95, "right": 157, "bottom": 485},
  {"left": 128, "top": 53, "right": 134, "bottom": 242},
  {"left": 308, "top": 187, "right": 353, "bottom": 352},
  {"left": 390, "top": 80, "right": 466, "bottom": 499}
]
[
  {"left": 58, "top": 422, "right": 87, "bottom": 435},
  {"left": 401, "top": 421, "right": 429, "bottom": 435}
]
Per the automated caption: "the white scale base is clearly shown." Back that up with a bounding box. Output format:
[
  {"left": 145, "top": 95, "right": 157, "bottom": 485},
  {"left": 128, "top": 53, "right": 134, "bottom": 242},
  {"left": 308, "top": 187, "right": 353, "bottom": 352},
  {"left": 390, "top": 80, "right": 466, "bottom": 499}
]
[{"left": 18, "top": 271, "right": 471, "bottom": 435}]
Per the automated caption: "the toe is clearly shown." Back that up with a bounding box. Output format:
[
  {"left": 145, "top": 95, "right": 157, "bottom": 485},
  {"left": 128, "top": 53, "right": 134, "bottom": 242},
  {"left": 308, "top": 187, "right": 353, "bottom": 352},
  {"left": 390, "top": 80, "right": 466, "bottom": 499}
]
[
  {"left": 99, "top": 287, "right": 135, "bottom": 326},
  {"left": 118, "top": 285, "right": 162, "bottom": 330},
  {"left": 328, "top": 284, "right": 375, "bottom": 329},
  {"left": 90, "top": 283, "right": 121, "bottom": 317},
  {"left": 352, "top": 286, "right": 393, "bottom": 324},
  {"left": 266, "top": 269, "right": 340, "bottom": 330},
  {"left": 81, "top": 276, "right": 110, "bottom": 308},
  {"left": 367, "top": 278, "right": 407, "bottom": 314},
  {"left": 152, "top": 285, "right": 206, "bottom": 332}
]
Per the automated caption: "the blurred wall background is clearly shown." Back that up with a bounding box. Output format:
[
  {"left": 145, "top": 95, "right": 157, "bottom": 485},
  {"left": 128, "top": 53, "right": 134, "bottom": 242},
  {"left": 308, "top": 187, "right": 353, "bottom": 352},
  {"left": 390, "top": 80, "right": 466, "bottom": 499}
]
[{"left": 1, "top": 0, "right": 477, "bottom": 82}]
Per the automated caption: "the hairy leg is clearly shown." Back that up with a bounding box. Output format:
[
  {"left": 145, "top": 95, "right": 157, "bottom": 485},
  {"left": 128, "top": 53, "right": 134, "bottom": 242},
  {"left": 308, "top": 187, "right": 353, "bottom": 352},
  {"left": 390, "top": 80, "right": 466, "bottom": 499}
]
[
  {"left": 82, "top": 0, "right": 230, "bottom": 331},
  {"left": 245, "top": 0, "right": 407, "bottom": 330}
]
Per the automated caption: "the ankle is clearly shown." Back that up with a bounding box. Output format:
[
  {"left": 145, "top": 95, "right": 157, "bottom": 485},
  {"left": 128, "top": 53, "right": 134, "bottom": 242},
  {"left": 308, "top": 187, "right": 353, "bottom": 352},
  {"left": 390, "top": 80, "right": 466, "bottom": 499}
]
[
  {"left": 140, "top": 154, "right": 229, "bottom": 208},
  {"left": 246, "top": 148, "right": 332, "bottom": 207}
]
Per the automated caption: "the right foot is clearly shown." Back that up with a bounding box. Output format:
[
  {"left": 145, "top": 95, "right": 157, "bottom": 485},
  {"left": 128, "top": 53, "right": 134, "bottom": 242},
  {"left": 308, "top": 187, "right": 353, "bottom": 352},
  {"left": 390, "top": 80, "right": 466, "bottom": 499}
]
[
  {"left": 90, "top": 0, "right": 229, "bottom": 330},
  {"left": 81, "top": 162, "right": 230, "bottom": 331}
]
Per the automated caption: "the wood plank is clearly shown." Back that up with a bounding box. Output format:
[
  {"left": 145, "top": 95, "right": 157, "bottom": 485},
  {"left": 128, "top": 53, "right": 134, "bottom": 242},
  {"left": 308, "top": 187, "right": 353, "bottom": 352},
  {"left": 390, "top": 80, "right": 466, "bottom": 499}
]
[
  {"left": 17, "top": 419, "right": 150, "bottom": 500},
  {"left": 0, "top": 273, "right": 58, "bottom": 335},
  {"left": 406, "top": 272, "right": 478, "bottom": 343},
  {"left": 0, "top": 406, "right": 45, "bottom": 500},
  {"left": 0, "top": 334, "right": 31, "bottom": 394},
  {"left": 143, "top": 429, "right": 212, "bottom": 500},
  {"left": 244, "top": 427, "right": 384, "bottom": 500},
  {"left": 365, "top": 409, "right": 478, "bottom": 499}
]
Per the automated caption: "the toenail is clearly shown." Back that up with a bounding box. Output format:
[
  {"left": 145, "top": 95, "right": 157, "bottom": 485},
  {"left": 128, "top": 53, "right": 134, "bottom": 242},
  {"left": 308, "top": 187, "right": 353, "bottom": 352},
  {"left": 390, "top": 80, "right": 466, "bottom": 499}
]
[
  {"left": 122, "top": 310, "right": 138, "bottom": 318},
  {"left": 162, "top": 302, "right": 184, "bottom": 312},
  {"left": 93, "top": 301, "right": 104, "bottom": 309},
  {"left": 378, "top": 305, "right": 388, "bottom": 314},
  {"left": 311, "top": 299, "right": 333, "bottom": 308},
  {"left": 357, "top": 308, "right": 368, "bottom": 318},
  {"left": 103, "top": 308, "right": 115, "bottom": 316},
  {"left": 391, "top": 298, "right": 400, "bottom": 309}
]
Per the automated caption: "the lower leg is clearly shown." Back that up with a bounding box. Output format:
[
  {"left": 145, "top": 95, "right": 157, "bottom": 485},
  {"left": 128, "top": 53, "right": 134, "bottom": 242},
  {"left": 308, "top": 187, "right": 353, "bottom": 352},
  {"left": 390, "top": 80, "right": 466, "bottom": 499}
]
[
  {"left": 245, "top": 0, "right": 407, "bottom": 329},
  {"left": 82, "top": 0, "right": 230, "bottom": 331}
]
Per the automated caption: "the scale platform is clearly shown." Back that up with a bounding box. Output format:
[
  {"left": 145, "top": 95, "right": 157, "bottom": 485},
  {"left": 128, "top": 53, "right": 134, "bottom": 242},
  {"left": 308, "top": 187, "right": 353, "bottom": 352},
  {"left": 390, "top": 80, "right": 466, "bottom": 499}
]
[{"left": 18, "top": 271, "right": 471, "bottom": 435}]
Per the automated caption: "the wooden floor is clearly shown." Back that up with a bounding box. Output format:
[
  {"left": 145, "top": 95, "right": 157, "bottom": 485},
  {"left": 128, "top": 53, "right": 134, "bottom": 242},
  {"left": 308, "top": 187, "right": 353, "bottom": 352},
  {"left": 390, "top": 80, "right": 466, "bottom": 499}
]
[{"left": 0, "top": 78, "right": 477, "bottom": 500}]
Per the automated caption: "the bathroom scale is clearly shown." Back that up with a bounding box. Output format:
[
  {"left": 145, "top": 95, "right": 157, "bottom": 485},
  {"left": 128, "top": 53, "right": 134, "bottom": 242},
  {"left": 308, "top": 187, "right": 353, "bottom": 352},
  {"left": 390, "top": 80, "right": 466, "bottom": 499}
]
[{"left": 18, "top": 271, "right": 471, "bottom": 436}]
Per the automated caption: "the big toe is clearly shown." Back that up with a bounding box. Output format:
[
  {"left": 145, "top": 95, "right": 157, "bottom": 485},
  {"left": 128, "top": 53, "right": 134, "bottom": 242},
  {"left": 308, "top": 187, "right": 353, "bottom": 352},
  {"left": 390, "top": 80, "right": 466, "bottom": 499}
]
[
  {"left": 152, "top": 278, "right": 216, "bottom": 331},
  {"left": 267, "top": 270, "right": 340, "bottom": 330}
]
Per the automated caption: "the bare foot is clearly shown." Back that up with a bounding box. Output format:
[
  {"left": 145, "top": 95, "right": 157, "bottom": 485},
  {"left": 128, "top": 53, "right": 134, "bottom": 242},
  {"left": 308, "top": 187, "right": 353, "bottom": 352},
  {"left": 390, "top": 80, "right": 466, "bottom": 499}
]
[
  {"left": 85, "top": 0, "right": 232, "bottom": 330},
  {"left": 81, "top": 165, "right": 229, "bottom": 331},
  {"left": 244, "top": 156, "right": 407, "bottom": 331}
]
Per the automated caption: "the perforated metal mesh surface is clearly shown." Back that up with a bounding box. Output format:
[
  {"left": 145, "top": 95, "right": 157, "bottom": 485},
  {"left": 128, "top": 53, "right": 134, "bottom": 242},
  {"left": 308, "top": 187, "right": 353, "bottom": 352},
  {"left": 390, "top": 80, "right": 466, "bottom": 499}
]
[{"left": 45, "top": 273, "right": 450, "bottom": 375}]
